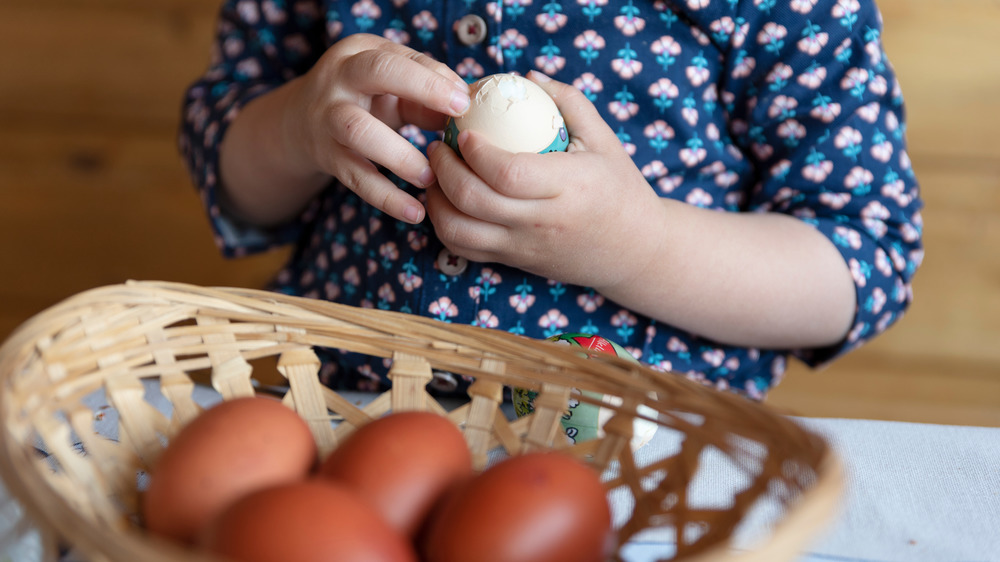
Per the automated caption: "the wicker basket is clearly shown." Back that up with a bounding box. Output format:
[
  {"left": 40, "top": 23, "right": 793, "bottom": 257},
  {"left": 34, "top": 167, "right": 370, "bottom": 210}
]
[{"left": 0, "top": 281, "right": 842, "bottom": 562}]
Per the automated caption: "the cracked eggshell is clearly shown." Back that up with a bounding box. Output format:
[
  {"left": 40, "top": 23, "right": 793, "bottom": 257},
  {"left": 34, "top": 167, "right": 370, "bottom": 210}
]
[{"left": 445, "top": 73, "right": 569, "bottom": 156}]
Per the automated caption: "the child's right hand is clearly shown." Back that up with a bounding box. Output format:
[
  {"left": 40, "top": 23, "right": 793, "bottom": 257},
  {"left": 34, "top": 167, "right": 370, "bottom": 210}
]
[{"left": 283, "top": 34, "right": 470, "bottom": 223}]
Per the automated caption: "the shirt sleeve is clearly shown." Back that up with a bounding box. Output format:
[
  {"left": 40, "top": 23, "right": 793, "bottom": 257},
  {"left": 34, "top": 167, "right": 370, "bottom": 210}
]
[
  {"left": 681, "top": 0, "right": 923, "bottom": 366},
  {"left": 178, "top": 0, "right": 327, "bottom": 257}
]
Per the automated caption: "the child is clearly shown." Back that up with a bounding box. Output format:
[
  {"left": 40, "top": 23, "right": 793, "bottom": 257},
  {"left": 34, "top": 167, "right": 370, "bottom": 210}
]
[{"left": 180, "top": 0, "right": 922, "bottom": 398}]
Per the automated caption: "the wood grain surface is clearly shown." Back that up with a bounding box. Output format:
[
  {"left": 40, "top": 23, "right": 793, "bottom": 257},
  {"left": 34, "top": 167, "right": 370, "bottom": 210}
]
[{"left": 1, "top": 0, "right": 997, "bottom": 426}]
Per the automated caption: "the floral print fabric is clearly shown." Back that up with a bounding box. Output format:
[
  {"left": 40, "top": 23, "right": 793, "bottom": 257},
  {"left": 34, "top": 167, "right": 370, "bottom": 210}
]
[{"left": 179, "top": 0, "right": 923, "bottom": 398}]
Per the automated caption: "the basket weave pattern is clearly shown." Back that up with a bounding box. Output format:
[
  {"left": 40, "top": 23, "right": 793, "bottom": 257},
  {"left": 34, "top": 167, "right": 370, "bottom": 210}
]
[{"left": 0, "top": 281, "right": 841, "bottom": 562}]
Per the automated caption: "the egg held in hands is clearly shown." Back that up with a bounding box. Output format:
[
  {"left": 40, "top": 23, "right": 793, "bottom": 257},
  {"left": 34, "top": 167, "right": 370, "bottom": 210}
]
[{"left": 444, "top": 73, "right": 569, "bottom": 157}]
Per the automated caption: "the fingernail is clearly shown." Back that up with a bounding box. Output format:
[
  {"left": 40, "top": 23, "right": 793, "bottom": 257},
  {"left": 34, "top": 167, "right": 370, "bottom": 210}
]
[
  {"left": 418, "top": 165, "right": 435, "bottom": 187},
  {"left": 403, "top": 204, "right": 423, "bottom": 223},
  {"left": 450, "top": 90, "right": 470, "bottom": 114},
  {"left": 528, "top": 70, "right": 551, "bottom": 82}
]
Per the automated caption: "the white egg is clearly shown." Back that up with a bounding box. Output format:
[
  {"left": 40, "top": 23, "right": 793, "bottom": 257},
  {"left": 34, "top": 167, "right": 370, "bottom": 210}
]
[{"left": 445, "top": 73, "right": 569, "bottom": 155}]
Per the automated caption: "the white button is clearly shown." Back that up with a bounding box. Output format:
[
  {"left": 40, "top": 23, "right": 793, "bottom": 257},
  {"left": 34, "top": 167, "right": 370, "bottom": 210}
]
[
  {"left": 455, "top": 14, "right": 487, "bottom": 46},
  {"left": 437, "top": 249, "right": 468, "bottom": 276},
  {"left": 430, "top": 371, "right": 459, "bottom": 392}
]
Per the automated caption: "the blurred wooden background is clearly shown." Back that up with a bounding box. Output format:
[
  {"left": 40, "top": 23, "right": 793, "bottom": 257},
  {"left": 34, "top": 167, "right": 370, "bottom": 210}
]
[{"left": 1, "top": 0, "right": 997, "bottom": 426}]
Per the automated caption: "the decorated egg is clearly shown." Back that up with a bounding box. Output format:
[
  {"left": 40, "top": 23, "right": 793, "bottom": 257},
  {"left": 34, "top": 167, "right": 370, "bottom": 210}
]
[
  {"left": 511, "top": 333, "right": 659, "bottom": 449},
  {"left": 444, "top": 73, "right": 569, "bottom": 157}
]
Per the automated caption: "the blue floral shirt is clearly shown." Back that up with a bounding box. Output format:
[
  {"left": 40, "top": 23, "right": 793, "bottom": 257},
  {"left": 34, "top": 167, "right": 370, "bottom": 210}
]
[{"left": 180, "top": 0, "right": 923, "bottom": 399}]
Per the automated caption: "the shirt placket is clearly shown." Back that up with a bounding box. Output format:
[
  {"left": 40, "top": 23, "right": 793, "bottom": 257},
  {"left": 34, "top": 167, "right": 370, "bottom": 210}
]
[{"left": 414, "top": 1, "right": 499, "bottom": 326}]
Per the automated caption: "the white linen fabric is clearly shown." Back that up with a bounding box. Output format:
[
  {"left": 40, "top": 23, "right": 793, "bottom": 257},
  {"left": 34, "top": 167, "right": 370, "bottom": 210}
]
[{"left": 623, "top": 417, "right": 1000, "bottom": 562}]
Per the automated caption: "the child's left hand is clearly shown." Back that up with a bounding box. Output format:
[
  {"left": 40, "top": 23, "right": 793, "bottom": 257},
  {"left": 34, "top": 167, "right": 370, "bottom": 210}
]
[{"left": 426, "top": 71, "right": 663, "bottom": 290}]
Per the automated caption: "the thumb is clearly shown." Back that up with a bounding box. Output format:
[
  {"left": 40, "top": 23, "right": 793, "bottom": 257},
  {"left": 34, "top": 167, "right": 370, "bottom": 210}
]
[{"left": 526, "top": 71, "right": 620, "bottom": 152}]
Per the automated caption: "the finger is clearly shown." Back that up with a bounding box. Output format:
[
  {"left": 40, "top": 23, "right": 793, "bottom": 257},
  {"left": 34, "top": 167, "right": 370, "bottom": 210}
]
[
  {"left": 326, "top": 102, "right": 436, "bottom": 189},
  {"left": 332, "top": 152, "right": 426, "bottom": 224},
  {"left": 456, "top": 130, "right": 564, "bottom": 200},
  {"left": 359, "top": 36, "right": 468, "bottom": 89},
  {"left": 396, "top": 97, "right": 451, "bottom": 131},
  {"left": 369, "top": 95, "right": 449, "bottom": 132},
  {"left": 428, "top": 140, "right": 527, "bottom": 223},
  {"left": 526, "top": 70, "right": 621, "bottom": 152},
  {"left": 343, "top": 48, "right": 470, "bottom": 118},
  {"left": 425, "top": 181, "right": 508, "bottom": 263},
  {"left": 337, "top": 34, "right": 469, "bottom": 90}
]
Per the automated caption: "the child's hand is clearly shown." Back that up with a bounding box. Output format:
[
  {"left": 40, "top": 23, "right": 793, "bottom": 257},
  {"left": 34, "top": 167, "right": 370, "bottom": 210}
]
[
  {"left": 284, "top": 34, "right": 470, "bottom": 223},
  {"left": 425, "top": 71, "right": 662, "bottom": 291}
]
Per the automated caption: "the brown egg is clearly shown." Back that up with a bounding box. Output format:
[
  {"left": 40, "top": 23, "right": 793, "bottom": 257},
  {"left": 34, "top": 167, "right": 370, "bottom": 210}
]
[
  {"left": 317, "top": 411, "right": 472, "bottom": 537},
  {"left": 142, "top": 396, "right": 317, "bottom": 543},
  {"left": 420, "top": 451, "right": 614, "bottom": 562},
  {"left": 201, "top": 480, "right": 418, "bottom": 562}
]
